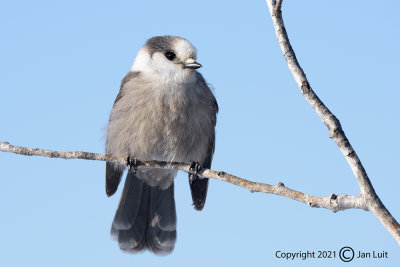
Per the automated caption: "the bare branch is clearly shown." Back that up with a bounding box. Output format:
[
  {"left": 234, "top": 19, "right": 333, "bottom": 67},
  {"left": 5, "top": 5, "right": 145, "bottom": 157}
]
[
  {"left": 0, "top": 141, "right": 367, "bottom": 213},
  {"left": 265, "top": 0, "right": 400, "bottom": 244}
]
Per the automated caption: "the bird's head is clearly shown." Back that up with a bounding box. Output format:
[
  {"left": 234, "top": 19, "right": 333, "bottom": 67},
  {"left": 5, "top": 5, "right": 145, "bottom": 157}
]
[{"left": 131, "top": 35, "right": 202, "bottom": 83}]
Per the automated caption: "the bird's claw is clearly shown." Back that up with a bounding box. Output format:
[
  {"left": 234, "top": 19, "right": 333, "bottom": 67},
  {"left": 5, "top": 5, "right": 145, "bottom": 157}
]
[
  {"left": 189, "top": 161, "right": 202, "bottom": 184},
  {"left": 127, "top": 156, "right": 138, "bottom": 174}
]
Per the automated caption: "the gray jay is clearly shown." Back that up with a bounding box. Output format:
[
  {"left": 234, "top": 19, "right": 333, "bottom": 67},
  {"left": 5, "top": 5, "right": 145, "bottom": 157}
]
[{"left": 105, "top": 35, "right": 218, "bottom": 254}]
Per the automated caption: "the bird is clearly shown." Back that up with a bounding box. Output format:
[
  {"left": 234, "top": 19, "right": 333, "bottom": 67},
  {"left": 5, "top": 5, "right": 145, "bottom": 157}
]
[{"left": 105, "top": 35, "right": 218, "bottom": 255}]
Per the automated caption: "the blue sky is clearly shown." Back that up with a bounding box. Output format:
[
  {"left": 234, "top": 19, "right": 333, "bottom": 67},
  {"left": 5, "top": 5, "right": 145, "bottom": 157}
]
[{"left": 0, "top": 0, "right": 399, "bottom": 266}]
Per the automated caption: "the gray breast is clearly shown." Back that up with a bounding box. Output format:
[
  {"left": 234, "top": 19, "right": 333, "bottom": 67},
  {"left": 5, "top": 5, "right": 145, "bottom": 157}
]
[{"left": 106, "top": 73, "right": 213, "bottom": 164}]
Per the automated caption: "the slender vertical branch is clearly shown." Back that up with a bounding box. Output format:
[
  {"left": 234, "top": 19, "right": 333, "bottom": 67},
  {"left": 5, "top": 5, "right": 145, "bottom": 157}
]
[{"left": 265, "top": 0, "right": 400, "bottom": 244}]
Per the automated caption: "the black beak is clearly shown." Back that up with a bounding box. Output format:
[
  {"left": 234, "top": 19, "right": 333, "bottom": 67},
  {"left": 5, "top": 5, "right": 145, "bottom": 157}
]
[{"left": 183, "top": 61, "right": 202, "bottom": 69}]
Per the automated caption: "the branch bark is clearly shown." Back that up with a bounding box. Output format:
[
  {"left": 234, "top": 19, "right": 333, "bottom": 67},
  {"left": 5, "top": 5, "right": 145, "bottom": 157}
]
[
  {"left": 0, "top": 141, "right": 367, "bottom": 213},
  {"left": 0, "top": 0, "right": 398, "bottom": 247},
  {"left": 265, "top": 0, "right": 400, "bottom": 244}
]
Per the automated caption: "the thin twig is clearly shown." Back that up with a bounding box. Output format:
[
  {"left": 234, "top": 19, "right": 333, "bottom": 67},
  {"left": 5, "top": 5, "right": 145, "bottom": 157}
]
[
  {"left": 0, "top": 141, "right": 366, "bottom": 213},
  {"left": 274, "top": 0, "right": 283, "bottom": 14},
  {"left": 265, "top": 0, "right": 400, "bottom": 244}
]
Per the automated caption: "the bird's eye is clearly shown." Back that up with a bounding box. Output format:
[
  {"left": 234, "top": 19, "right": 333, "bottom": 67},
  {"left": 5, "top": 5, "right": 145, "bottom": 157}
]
[{"left": 165, "top": 51, "right": 176, "bottom": 61}]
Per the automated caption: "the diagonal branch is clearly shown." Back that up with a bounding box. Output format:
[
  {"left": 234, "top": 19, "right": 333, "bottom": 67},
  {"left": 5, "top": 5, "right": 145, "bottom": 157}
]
[
  {"left": 1, "top": 0, "right": 398, "bottom": 246},
  {"left": 265, "top": 0, "right": 400, "bottom": 244},
  {"left": 0, "top": 141, "right": 367, "bottom": 213}
]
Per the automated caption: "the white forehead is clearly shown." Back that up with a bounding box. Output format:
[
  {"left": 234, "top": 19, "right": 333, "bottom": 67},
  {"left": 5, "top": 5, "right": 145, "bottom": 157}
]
[{"left": 174, "top": 39, "right": 197, "bottom": 59}]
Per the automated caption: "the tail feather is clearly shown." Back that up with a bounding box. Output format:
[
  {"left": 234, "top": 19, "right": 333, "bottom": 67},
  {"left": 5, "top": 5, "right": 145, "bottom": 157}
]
[
  {"left": 113, "top": 171, "right": 144, "bottom": 229},
  {"left": 151, "top": 185, "right": 177, "bottom": 231},
  {"left": 116, "top": 183, "right": 149, "bottom": 252},
  {"left": 111, "top": 170, "right": 177, "bottom": 255},
  {"left": 146, "top": 185, "right": 177, "bottom": 254},
  {"left": 146, "top": 226, "right": 176, "bottom": 255}
]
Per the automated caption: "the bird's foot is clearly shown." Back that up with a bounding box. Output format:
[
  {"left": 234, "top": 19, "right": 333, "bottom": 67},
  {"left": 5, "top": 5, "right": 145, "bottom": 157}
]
[
  {"left": 189, "top": 161, "right": 202, "bottom": 184},
  {"left": 127, "top": 156, "right": 138, "bottom": 174}
]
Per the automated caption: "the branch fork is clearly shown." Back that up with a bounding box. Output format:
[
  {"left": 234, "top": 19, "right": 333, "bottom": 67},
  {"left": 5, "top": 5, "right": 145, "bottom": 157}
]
[
  {"left": 1, "top": 141, "right": 364, "bottom": 215},
  {"left": 266, "top": 0, "right": 400, "bottom": 244},
  {"left": 0, "top": 0, "right": 398, "bottom": 246}
]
